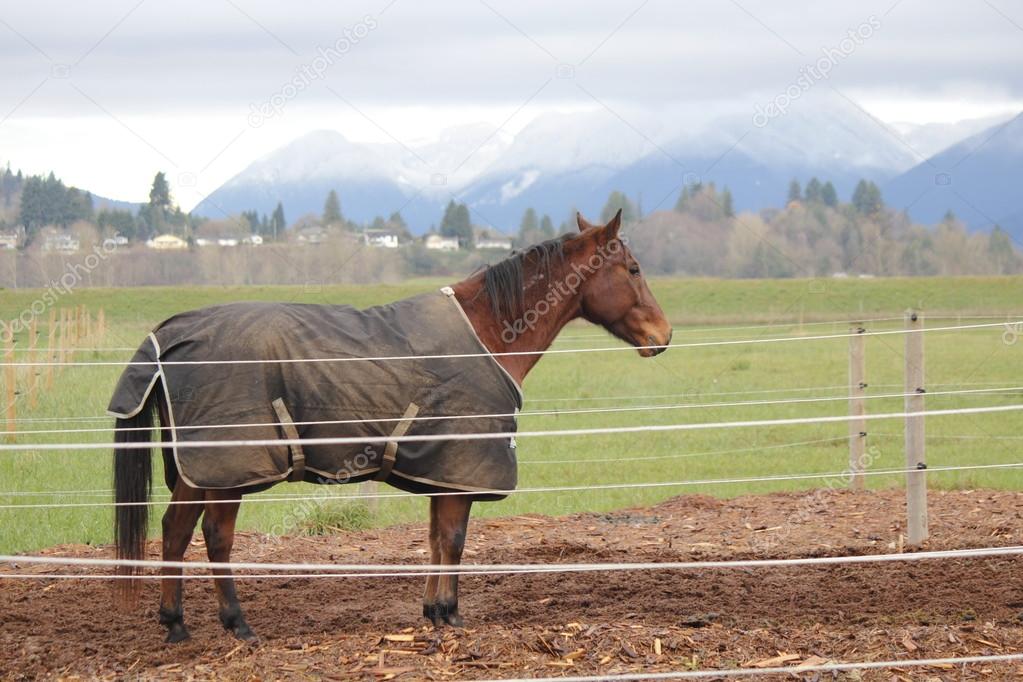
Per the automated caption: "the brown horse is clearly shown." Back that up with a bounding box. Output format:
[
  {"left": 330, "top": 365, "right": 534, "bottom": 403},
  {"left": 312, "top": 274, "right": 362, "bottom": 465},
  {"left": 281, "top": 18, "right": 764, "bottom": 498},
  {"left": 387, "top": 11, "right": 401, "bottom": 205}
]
[{"left": 112, "top": 209, "right": 672, "bottom": 643}]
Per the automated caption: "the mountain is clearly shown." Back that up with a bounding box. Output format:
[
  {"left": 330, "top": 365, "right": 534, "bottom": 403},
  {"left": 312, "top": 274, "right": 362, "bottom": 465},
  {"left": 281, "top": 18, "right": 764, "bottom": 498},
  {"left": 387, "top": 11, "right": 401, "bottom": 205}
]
[
  {"left": 884, "top": 113, "right": 1023, "bottom": 240},
  {"left": 195, "top": 104, "right": 978, "bottom": 234}
]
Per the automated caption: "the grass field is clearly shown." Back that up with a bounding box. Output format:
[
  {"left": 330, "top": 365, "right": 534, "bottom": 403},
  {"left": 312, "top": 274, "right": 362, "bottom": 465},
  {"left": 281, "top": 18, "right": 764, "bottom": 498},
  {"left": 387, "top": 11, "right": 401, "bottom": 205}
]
[{"left": 1, "top": 275, "right": 1022, "bottom": 554}]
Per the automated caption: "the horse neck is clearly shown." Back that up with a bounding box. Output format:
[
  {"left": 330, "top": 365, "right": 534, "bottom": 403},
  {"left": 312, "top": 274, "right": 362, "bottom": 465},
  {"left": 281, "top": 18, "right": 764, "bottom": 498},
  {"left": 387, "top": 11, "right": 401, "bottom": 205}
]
[{"left": 450, "top": 256, "right": 582, "bottom": 385}]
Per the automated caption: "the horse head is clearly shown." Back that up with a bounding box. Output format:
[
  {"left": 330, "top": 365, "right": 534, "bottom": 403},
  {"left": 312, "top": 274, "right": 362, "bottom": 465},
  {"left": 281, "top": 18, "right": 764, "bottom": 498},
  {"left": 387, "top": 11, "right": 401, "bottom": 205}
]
[{"left": 571, "top": 210, "right": 672, "bottom": 356}]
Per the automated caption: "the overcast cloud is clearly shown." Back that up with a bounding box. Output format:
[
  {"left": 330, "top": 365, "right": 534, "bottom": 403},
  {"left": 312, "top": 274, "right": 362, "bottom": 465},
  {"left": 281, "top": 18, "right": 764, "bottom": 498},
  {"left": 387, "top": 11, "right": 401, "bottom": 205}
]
[{"left": 1, "top": 0, "right": 1021, "bottom": 206}]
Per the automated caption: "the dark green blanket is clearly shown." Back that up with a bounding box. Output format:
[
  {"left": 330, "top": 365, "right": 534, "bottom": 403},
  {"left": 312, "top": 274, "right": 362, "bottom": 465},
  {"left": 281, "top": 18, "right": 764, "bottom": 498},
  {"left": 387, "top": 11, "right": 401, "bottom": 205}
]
[{"left": 107, "top": 289, "right": 522, "bottom": 498}]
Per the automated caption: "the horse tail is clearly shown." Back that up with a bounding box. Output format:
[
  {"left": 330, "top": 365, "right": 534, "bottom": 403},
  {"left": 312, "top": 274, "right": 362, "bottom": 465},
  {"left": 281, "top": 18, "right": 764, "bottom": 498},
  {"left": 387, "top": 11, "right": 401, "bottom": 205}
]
[{"left": 113, "top": 379, "right": 158, "bottom": 606}]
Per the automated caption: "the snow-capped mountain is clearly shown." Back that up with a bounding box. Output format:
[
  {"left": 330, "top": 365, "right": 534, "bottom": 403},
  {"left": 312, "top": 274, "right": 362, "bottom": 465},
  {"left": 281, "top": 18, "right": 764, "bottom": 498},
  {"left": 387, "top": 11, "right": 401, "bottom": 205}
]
[
  {"left": 885, "top": 113, "right": 1023, "bottom": 240},
  {"left": 193, "top": 106, "right": 1021, "bottom": 234}
]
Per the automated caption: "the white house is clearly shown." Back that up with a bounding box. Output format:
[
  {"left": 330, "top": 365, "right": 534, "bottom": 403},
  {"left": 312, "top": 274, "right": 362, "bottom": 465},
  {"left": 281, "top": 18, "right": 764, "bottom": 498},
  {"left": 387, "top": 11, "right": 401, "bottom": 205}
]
[
  {"left": 42, "top": 232, "right": 80, "bottom": 253},
  {"left": 363, "top": 229, "right": 401, "bottom": 248},
  {"left": 243, "top": 235, "right": 264, "bottom": 246},
  {"left": 476, "top": 235, "right": 513, "bottom": 250},
  {"left": 146, "top": 234, "right": 188, "bottom": 250},
  {"left": 0, "top": 233, "right": 18, "bottom": 250},
  {"left": 424, "top": 234, "right": 459, "bottom": 251},
  {"left": 217, "top": 238, "right": 239, "bottom": 247},
  {"left": 295, "top": 226, "right": 327, "bottom": 245}
]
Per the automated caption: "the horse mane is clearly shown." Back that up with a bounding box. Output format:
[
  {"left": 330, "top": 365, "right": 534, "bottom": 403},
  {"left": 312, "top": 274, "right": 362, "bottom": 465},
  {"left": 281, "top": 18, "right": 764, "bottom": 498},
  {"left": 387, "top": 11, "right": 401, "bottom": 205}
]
[{"left": 483, "top": 235, "right": 569, "bottom": 322}]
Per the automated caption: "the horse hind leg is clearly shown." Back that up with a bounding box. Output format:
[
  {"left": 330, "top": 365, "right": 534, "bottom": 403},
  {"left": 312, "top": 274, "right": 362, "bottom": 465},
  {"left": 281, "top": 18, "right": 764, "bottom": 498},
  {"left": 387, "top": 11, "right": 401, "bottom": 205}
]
[
  {"left": 423, "top": 494, "right": 472, "bottom": 627},
  {"left": 202, "top": 490, "right": 257, "bottom": 642},
  {"left": 159, "top": 480, "right": 205, "bottom": 643}
]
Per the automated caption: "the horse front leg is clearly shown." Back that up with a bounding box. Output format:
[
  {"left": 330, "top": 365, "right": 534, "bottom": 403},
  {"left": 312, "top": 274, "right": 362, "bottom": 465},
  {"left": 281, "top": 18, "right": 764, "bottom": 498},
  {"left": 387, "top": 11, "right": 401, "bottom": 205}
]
[
  {"left": 202, "top": 490, "right": 256, "bottom": 641},
  {"left": 159, "top": 480, "right": 204, "bottom": 643},
  {"left": 423, "top": 494, "right": 472, "bottom": 627}
]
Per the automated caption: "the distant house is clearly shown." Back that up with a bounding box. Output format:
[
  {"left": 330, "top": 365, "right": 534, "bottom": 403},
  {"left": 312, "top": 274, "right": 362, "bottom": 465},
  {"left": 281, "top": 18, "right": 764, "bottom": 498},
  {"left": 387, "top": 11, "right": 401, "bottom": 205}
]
[
  {"left": 217, "top": 237, "right": 239, "bottom": 247},
  {"left": 243, "top": 235, "right": 264, "bottom": 246},
  {"left": 42, "top": 232, "right": 80, "bottom": 253},
  {"left": 0, "top": 233, "right": 18, "bottom": 250},
  {"left": 424, "top": 234, "right": 459, "bottom": 251},
  {"left": 476, "top": 234, "right": 513, "bottom": 250},
  {"left": 296, "top": 226, "right": 327, "bottom": 245},
  {"left": 146, "top": 234, "right": 188, "bottom": 250},
  {"left": 363, "top": 229, "right": 401, "bottom": 248}
]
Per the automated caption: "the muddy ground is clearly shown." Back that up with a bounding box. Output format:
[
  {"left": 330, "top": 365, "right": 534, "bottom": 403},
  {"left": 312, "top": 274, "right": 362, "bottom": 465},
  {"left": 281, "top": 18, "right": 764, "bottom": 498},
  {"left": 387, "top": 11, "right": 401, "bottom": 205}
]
[{"left": 4, "top": 488, "right": 1023, "bottom": 680}]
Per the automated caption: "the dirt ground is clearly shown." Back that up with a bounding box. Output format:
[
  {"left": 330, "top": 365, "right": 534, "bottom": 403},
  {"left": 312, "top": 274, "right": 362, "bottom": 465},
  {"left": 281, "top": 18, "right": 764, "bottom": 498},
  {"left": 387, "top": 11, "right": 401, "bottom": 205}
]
[{"left": 4, "top": 488, "right": 1023, "bottom": 680}]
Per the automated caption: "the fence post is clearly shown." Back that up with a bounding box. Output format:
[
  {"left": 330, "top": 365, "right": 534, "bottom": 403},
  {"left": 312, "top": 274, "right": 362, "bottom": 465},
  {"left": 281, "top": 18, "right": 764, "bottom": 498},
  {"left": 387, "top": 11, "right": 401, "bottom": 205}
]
[
  {"left": 3, "top": 332, "right": 15, "bottom": 440},
  {"left": 27, "top": 316, "right": 38, "bottom": 410},
  {"left": 904, "top": 310, "right": 928, "bottom": 546},
  {"left": 45, "top": 308, "right": 56, "bottom": 390},
  {"left": 848, "top": 323, "right": 866, "bottom": 490}
]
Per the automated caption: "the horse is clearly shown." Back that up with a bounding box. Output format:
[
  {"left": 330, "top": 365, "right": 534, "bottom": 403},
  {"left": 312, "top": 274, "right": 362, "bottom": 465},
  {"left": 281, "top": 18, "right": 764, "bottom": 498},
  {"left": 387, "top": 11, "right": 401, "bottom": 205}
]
[{"left": 111, "top": 209, "right": 673, "bottom": 643}]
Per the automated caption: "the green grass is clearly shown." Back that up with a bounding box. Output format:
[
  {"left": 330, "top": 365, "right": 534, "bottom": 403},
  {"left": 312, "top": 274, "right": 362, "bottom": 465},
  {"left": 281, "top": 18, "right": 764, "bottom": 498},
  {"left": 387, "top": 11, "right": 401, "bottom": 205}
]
[{"left": 0, "top": 275, "right": 1022, "bottom": 554}]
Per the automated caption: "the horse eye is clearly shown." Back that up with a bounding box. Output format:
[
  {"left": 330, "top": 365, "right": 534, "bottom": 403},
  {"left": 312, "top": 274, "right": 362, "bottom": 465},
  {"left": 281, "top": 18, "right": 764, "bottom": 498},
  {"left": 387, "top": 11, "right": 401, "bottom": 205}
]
[{"left": 629, "top": 265, "right": 641, "bottom": 276}]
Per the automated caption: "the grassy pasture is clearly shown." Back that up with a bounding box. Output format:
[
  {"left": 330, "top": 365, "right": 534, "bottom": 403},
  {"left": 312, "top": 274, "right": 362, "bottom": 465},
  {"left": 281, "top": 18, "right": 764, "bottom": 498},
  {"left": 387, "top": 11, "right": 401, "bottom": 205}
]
[{"left": 0, "top": 275, "right": 1021, "bottom": 554}]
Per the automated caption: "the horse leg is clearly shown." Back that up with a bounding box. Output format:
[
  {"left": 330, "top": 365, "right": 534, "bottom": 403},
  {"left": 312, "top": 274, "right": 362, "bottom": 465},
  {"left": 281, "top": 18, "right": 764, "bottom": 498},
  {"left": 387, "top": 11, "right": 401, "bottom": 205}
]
[
  {"left": 159, "top": 480, "right": 204, "bottom": 643},
  {"left": 201, "top": 490, "right": 256, "bottom": 641},
  {"left": 423, "top": 495, "right": 472, "bottom": 627},
  {"left": 422, "top": 496, "right": 441, "bottom": 619}
]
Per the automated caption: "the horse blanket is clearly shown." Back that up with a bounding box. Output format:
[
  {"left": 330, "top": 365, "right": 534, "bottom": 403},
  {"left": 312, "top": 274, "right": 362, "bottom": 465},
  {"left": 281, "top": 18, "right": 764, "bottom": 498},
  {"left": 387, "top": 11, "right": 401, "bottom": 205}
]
[{"left": 107, "top": 288, "right": 523, "bottom": 498}]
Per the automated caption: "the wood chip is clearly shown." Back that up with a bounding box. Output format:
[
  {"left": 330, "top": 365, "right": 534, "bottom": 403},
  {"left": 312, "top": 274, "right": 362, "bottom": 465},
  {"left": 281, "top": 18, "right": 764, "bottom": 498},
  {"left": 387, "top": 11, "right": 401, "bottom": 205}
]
[{"left": 752, "top": 653, "right": 800, "bottom": 668}]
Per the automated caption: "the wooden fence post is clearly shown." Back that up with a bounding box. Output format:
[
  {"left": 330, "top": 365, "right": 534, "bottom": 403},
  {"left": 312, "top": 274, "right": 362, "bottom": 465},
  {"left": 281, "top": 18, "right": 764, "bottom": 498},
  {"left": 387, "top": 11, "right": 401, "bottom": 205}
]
[
  {"left": 97, "top": 308, "right": 106, "bottom": 345},
  {"left": 45, "top": 308, "right": 56, "bottom": 390},
  {"left": 848, "top": 323, "right": 866, "bottom": 490},
  {"left": 904, "top": 310, "right": 928, "bottom": 546},
  {"left": 3, "top": 332, "right": 15, "bottom": 439},
  {"left": 27, "top": 316, "right": 38, "bottom": 410}
]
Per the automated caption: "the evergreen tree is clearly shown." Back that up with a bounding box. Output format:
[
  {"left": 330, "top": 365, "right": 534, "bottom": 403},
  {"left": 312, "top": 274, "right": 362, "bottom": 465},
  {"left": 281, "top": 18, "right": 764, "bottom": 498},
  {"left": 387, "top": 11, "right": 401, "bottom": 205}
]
[
  {"left": 388, "top": 211, "right": 407, "bottom": 231},
  {"left": 600, "top": 190, "right": 637, "bottom": 223},
  {"left": 540, "top": 214, "right": 555, "bottom": 238},
  {"left": 787, "top": 179, "right": 802, "bottom": 204},
  {"left": 270, "top": 202, "right": 286, "bottom": 240},
  {"left": 674, "top": 185, "right": 691, "bottom": 212},
  {"left": 97, "top": 209, "right": 137, "bottom": 240},
  {"left": 149, "top": 172, "right": 171, "bottom": 213},
  {"left": 851, "top": 180, "right": 883, "bottom": 215},
  {"left": 323, "top": 190, "right": 342, "bottom": 225},
  {"left": 805, "top": 177, "right": 822, "bottom": 203},
  {"left": 721, "top": 187, "right": 734, "bottom": 218},
  {"left": 821, "top": 181, "right": 838, "bottom": 207},
  {"left": 439, "top": 199, "right": 473, "bottom": 248},
  {"left": 519, "top": 208, "right": 538, "bottom": 235}
]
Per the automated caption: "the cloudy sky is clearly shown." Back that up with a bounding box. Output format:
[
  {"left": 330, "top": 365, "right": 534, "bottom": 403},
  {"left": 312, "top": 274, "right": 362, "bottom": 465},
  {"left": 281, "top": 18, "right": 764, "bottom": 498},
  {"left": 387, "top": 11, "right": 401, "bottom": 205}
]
[{"left": 1, "top": 0, "right": 1021, "bottom": 210}]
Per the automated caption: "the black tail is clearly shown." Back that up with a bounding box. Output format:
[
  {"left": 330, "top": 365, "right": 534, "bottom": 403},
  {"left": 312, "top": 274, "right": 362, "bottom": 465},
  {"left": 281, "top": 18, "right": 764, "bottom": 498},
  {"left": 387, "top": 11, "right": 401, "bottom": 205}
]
[{"left": 113, "top": 383, "right": 157, "bottom": 605}]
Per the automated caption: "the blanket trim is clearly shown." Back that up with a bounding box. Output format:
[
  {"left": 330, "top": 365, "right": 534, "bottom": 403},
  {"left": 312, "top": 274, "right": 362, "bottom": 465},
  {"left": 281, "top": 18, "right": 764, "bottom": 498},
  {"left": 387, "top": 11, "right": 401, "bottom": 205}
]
[
  {"left": 105, "top": 333, "right": 162, "bottom": 420},
  {"left": 374, "top": 402, "right": 420, "bottom": 482},
  {"left": 272, "top": 398, "right": 306, "bottom": 482},
  {"left": 440, "top": 286, "right": 524, "bottom": 405}
]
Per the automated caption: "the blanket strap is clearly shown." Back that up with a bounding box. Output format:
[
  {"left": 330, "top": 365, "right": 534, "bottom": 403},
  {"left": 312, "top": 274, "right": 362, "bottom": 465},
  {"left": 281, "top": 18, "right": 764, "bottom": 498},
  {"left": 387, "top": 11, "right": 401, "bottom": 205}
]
[
  {"left": 375, "top": 402, "right": 420, "bottom": 482},
  {"left": 272, "top": 398, "right": 306, "bottom": 483}
]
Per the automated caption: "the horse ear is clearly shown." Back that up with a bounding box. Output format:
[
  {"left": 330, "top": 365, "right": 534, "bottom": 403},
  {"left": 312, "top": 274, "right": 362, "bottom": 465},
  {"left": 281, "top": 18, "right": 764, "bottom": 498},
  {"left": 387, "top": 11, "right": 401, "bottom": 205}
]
[
  {"left": 604, "top": 209, "right": 623, "bottom": 239},
  {"left": 576, "top": 212, "right": 598, "bottom": 232}
]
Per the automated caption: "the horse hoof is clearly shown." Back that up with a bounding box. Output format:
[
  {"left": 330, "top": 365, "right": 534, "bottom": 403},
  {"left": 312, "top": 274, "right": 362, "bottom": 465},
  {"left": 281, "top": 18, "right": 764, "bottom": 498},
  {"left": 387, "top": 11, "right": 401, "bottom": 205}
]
[
  {"left": 165, "top": 625, "right": 191, "bottom": 644},
  {"left": 424, "top": 603, "right": 463, "bottom": 628},
  {"left": 233, "top": 626, "right": 259, "bottom": 644}
]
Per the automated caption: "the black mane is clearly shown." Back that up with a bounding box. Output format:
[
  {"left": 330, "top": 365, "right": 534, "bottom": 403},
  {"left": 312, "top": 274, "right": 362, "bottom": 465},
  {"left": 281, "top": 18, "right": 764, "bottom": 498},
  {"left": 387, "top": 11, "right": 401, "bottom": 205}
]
[{"left": 482, "top": 235, "right": 568, "bottom": 322}]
